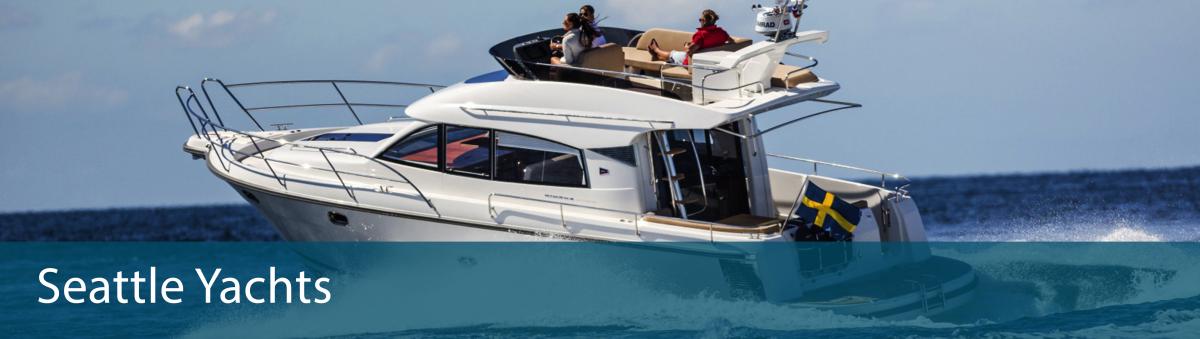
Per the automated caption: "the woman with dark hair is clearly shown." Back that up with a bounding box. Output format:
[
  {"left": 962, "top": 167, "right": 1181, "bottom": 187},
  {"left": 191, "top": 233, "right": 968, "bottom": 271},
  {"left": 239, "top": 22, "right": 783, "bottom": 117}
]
[
  {"left": 647, "top": 9, "right": 733, "bottom": 66},
  {"left": 550, "top": 12, "right": 597, "bottom": 65},
  {"left": 579, "top": 4, "right": 607, "bottom": 47}
]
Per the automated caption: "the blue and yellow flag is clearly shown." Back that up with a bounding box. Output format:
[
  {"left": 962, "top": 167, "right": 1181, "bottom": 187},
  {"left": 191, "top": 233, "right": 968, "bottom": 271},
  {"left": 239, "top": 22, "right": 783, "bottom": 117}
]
[{"left": 794, "top": 181, "right": 861, "bottom": 240}]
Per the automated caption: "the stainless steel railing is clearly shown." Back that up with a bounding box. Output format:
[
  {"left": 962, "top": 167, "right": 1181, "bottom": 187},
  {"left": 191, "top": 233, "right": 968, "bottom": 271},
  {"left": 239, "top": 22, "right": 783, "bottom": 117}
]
[
  {"left": 768, "top": 153, "right": 910, "bottom": 193},
  {"left": 199, "top": 78, "right": 444, "bottom": 132},
  {"left": 772, "top": 154, "right": 910, "bottom": 240},
  {"left": 175, "top": 80, "right": 444, "bottom": 217}
]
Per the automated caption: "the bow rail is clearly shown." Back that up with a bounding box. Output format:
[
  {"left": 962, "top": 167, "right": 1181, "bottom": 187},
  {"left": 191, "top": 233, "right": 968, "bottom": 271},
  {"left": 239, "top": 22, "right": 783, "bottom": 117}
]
[
  {"left": 200, "top": 78, "right": 445, "bottom": 132},
  {"left": 175, "top": 79, "right": 445, "bottom": 217}
]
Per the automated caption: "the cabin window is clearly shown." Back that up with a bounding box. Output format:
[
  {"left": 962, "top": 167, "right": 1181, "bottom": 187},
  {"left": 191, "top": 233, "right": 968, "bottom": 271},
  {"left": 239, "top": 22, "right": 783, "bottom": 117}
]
[
  {"left": 494, "top": 131, "right": 586, "bottom": 187},
  {"left": 379, "top": 125, "right": 440, "bottom": 169},
  {"left": 591, "top": 146, "right": 637, "bottom": 167},
  {"left": 445, "top": 125, "right": 492, "bottom": 178}
]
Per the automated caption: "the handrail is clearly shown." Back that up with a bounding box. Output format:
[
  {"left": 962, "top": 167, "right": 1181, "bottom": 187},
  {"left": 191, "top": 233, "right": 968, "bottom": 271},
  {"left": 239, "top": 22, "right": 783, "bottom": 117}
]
[
  {"left": 200, "top": 78, "right": 445, "bottom": 132},
  {"left": 486, "top": 193, "right": 643, "bottom": 236},
  {"left": 244, "top": 102, "right": 409, "bottom": 112},
  {"left": 461, "top": 104, "right": 676, "bottom": 126},
  {"left": 781, "top": 52, "right": 819, "bottom": 89},
  {"left": 683, "top": 132, "right": 709, "bottom": 218},
  {"left": 175, "top": 82, "right": 443, "bottom": 218},
  {"left": 767, "top": 153, "right": 910, "bottom": 192},
  {"left": 712, "top": 98, "right": 862, "bottom": 140},
  {"left": 775, "top": 154, "right": 910, "bottom": 237}
]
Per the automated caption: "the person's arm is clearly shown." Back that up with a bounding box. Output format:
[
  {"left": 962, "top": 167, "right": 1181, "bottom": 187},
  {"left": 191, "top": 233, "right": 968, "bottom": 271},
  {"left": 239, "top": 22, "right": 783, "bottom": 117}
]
[
  {"left": 685, "top": 30, "right": 705, "bottom": 61},
  {"left": 685, "top": 42, "right": 700, "bottom": 60}
]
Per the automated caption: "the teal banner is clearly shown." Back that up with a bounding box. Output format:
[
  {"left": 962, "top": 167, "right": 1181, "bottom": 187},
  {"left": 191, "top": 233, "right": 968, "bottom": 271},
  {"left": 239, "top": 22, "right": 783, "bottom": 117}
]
[{"left": 3, "top": 242, "right": 1199, "bottom": 337}]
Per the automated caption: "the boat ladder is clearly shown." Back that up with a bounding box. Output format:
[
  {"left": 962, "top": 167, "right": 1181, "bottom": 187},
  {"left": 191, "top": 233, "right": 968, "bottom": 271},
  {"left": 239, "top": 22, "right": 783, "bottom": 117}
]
[
  {"left": 653, "top": 130, "right": 690, "bottom": 218},
  {"left": 907, "top": 278, "right": 947, "bottom": 314}
]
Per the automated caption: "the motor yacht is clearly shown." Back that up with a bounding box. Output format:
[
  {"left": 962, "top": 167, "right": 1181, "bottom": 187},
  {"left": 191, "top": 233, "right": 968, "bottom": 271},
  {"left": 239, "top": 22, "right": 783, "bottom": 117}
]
[{"left": 174, "top": 1, "right": 975, "bottom": 318}]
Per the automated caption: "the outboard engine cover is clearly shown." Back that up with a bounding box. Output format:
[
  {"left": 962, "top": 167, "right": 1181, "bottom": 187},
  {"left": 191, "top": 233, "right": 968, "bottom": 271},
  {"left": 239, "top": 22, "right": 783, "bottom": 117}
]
[{"left": 752, "top": 0, "right": 807, "bottom": 41}]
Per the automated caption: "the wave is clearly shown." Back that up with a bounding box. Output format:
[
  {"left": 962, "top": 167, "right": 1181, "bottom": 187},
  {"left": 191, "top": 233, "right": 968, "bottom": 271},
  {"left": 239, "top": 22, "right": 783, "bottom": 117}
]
[{"left": 925, "top": 217, "right": 1200, "bottom": 242}]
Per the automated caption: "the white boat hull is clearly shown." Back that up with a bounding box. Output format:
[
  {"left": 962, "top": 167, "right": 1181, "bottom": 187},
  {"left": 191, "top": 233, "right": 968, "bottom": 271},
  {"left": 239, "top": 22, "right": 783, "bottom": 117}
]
[
  {"left": 231, "top": 181, "right": 976, "bottom": 319},
  {"left": 229, "top": 182, "right": 556, "bottom": 242}
]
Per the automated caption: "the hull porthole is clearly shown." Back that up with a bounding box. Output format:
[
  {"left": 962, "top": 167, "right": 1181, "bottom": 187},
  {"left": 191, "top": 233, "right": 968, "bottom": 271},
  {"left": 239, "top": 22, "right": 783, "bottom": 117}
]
[{"left": 327, "top": 211, "right": 349, "bottom": 226}]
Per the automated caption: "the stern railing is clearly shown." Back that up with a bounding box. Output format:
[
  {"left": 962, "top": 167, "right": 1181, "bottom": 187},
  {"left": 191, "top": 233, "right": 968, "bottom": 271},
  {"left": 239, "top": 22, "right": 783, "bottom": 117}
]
[{"left": 771, "top": 153, "right": 911, "bottom": 234}]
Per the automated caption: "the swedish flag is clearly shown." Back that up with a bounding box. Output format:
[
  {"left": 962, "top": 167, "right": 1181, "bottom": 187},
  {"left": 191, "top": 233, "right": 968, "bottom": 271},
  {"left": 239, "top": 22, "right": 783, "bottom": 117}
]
[{"left": 794, "top": 181, "right": 861, "bottom": 240}]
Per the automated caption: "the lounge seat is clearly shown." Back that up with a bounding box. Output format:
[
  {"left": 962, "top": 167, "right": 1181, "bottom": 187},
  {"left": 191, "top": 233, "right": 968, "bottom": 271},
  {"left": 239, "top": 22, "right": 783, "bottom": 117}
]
[
  {"left": 771, "top": 65, "right": 819, "bottom": 88},
  {"left": 577, "top": 43, "right": 624, "bottom": 73},
  {"left": 660, "top": 66, "right": 691, "bottom": 79},
  {"left": 558, "top": 43, "right": 625, "bottom": 84},
  {"left": 621, "top": 47, "right": 659, "bottom": 72},
  {"left": 659, "top": 64, "right": 819, "bottom": 88},
  {"left": 623, "top": 28, "right": 752, "bottom": 73}
]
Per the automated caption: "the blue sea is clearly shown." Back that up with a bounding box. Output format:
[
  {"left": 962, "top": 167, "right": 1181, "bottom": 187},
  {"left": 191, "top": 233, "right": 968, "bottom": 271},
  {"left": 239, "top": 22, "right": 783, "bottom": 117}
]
[{"left": 2, "top": 166, "right": 1200, "bottom": 338}]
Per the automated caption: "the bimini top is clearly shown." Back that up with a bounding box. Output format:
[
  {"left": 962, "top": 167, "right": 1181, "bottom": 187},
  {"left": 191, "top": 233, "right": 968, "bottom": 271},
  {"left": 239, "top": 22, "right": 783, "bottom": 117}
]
[{"left": 405, "top": 26, "right": 844, "bottom": 149}]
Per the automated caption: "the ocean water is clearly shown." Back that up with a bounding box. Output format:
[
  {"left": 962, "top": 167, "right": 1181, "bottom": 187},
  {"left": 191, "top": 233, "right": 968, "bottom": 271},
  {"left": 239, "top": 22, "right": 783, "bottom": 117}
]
[{"left": 2, "top": 166, "right": 1199, "bottom": 338}]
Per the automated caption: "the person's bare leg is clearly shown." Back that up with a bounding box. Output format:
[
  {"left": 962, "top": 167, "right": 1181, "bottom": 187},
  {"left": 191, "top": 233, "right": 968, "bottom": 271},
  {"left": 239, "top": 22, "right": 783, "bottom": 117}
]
[{"left": 647, "top": 39, "right": 671, "bottom": 61}]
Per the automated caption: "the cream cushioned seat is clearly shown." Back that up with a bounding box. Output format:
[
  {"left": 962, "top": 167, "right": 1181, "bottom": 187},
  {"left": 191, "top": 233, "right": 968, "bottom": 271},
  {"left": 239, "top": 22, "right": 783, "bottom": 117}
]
[
  {"left": 621, "top": 47, "right": 658, "bottom": 71},
  {"left": 663, "top": 64, "right": 820, "bottom": 89},
  {"left": 771, "top": 65, "right": 819, "bottom": 88},
  {"left": 624, "top": 28, "right": 752, "bottom": 73},
  {"left": 660, "top": 66, "right": 691, "bottom": 80},
  {"left": 577, "top": 43, "right": 624, "bottom": 72}
]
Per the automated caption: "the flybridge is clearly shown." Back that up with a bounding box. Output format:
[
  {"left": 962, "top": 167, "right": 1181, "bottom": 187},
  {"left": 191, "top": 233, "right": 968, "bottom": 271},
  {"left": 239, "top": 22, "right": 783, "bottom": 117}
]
[{"left": 488, "top": 27, "right": 839, "bottom": 108}]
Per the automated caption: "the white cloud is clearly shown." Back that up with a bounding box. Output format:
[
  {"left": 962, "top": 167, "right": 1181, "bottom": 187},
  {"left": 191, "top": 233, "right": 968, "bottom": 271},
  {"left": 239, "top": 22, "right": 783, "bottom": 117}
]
[
  {"left": 0, "top": 73, "right": 128, "bottom": 113},
  {"left": 168, "top": 14, "right": 205, "bottom": 38},
  {"left": 164, "top": 9, "right": 278, "bottom": 47},
  {"left": 365, "top": 44, "right": 405, "bottom": 72},
  {"left": 365, "top": 33, "right": 463, "bottom": 73},
  {"left": 425, "top": 34, "right": 463, "bottom": 58}
]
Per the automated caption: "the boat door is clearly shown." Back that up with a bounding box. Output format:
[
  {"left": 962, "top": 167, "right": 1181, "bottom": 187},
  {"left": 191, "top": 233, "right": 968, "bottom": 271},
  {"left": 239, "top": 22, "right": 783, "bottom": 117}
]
[{"left": 649, "top": 122, "right": 753, "bottom": 222}]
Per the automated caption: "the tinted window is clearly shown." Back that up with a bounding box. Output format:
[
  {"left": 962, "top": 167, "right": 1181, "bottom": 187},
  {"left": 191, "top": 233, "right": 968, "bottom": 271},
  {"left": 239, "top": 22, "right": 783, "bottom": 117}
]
[
  {"left": 445, "top": 126, "right": 491, "bottom": 177},
  {"left": 380, "top": 125, "right": 439, "bottom": 168},
  {"left": 495, "top": 131, "right": 585, "bottom": 187}
]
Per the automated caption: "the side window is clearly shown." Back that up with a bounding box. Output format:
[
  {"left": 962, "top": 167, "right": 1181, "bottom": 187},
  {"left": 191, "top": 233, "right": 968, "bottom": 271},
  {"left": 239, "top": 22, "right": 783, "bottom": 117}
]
[
  {"left": 495, "top": 131, "right": 586, "bottom": 187},
  {"left": 380, "top": 125, "right": 440, "bottom": 168},
  {"left": 445, "top": 125, "right": 492, "bottom": 178}
]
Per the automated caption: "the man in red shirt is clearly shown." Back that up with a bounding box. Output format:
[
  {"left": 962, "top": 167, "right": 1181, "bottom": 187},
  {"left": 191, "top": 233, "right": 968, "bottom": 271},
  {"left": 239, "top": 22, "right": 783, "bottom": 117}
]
[{"left": 648, "top": 9, "right": 734, "bottom": 66}]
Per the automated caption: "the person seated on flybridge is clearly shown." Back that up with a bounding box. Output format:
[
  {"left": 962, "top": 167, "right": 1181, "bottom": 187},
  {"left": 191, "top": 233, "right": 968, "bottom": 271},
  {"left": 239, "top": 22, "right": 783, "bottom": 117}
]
[
  {"left": 549, "top": 12, "right": 598, "bottom": 65},
  {"left": 647, "top": 9, "right": 734, "bottom": 66},
  {"left": 579, "top": 4, "right": 608, "bottom": 47}
]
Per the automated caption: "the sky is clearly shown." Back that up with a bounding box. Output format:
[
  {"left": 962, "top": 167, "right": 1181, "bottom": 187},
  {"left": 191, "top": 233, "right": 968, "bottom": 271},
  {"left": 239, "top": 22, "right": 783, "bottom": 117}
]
[{"left": 1, "top": 0, "right": 1198, "bottom": 212}]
